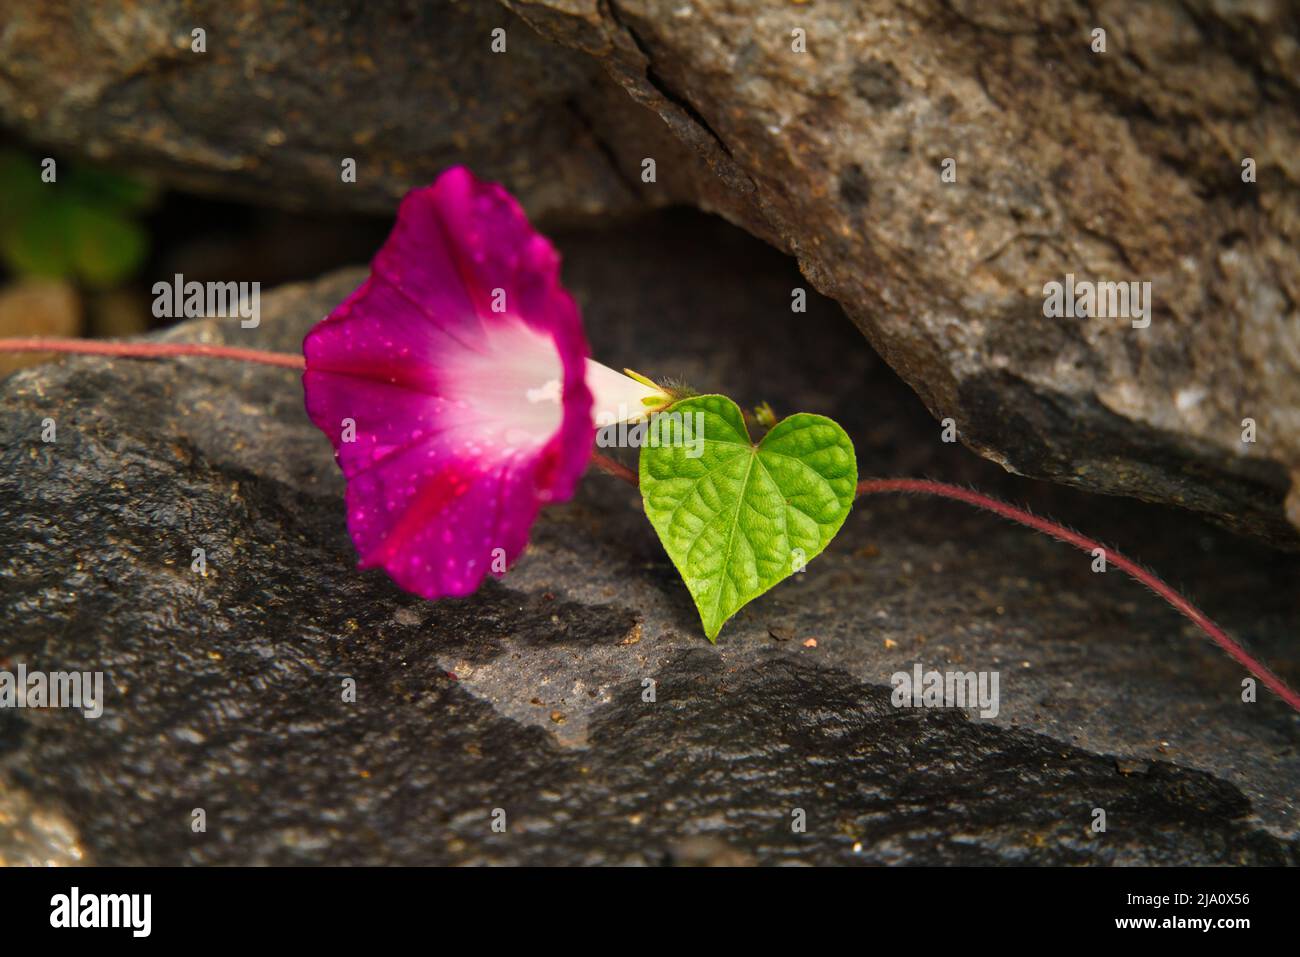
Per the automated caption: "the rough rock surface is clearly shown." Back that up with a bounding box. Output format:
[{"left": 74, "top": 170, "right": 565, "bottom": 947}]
[
  {"left": 503, "top": 0, "right": 1300, "bottom": 547},
  {"left": 1, "top": 214, "right": 1297, "bottom": 865},
  {"left": 4, "top": 1, "right": 1299, "bottom": 545},
  {"left": 0, "top": 0, "right": 704, "bottom": 219}
]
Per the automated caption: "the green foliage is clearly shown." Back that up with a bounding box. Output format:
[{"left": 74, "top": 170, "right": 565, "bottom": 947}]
[
  {"left": 639, "top": 394, "right": 857, "bottom": 641},
  {"left": 0, "top": 150, "right": 154, "bottom": 287}
]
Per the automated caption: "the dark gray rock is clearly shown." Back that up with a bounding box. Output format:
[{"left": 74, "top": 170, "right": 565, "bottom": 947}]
[
  {"left": 0, "top": 0, "right": 704, "bottom": 220},
  {"left": 5, "top": 0, "right": 1299, "bottom": 547},
  {"left": 1, "top": 213, "right": 1298, "bottom": 865},
  {"left": 504, "top": 0, "right": 1300, "bottom": 547}
]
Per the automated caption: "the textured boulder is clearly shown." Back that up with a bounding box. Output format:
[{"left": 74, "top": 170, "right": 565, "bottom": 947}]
[
  {"left": 1, "top": 214, "right": 1297, "bottom": 864},
  {"left": 0, "top": 0, "right": 704, "bottom": 218},
  {"left": 502, "top": 0, "right": 1300, "bottom": 547},
  {"left": 3, "top": 0, "right": 1298, "bottom": 544}
]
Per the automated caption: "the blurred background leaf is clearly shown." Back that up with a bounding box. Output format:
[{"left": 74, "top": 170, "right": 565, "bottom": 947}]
[
  {"left": 0, "top": 148, "right": 154, "bottom": 287},
  {"left": 1, "top": 200, "right": 75, "bottom": 277},
  {"left": 0, "top": 140, "right": 388, "bottom": 357},
  {"left": 64, "top": 203, "right": 149, "bottom": 286}
]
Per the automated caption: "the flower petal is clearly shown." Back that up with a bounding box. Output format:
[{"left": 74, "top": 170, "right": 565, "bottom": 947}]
[{"left": 303, "top": 167, "right": 593, "bottom": 599}]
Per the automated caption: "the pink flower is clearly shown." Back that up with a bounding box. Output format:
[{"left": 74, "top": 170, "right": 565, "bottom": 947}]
[{"left": 303, "top": 167, "right": 662, "bottom": 599}]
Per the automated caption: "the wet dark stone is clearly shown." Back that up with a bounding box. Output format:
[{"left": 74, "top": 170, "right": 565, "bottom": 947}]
[{"left": 1, "top": 213, "right": 1298, "bottom": 865}]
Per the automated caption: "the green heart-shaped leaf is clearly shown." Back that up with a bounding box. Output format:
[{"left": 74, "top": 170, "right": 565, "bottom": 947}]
[{"left": 639, "top": 394, "right": 857, "bottom": 641}]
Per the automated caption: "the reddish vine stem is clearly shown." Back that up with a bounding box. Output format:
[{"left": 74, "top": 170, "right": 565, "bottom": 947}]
[
  {"left": 595, "top": 452, "right": 1300, "bottom": 715},
  {"left": 4, "top": 338, "right": 1297, "bottom": 714},
  {"left": 853, "top": 478, "right": 1300, "bottom": 714},
  {"left": 0, "top": 337, "right": 306, "bottom": 370},
  {"left": 590, "top": 450, "right": 639, "bottom": 485}
]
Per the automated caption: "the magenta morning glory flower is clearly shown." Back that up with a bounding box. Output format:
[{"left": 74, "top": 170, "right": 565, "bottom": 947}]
[{"left": 302, "top": 167, "right": 664, "bottom": 599}]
